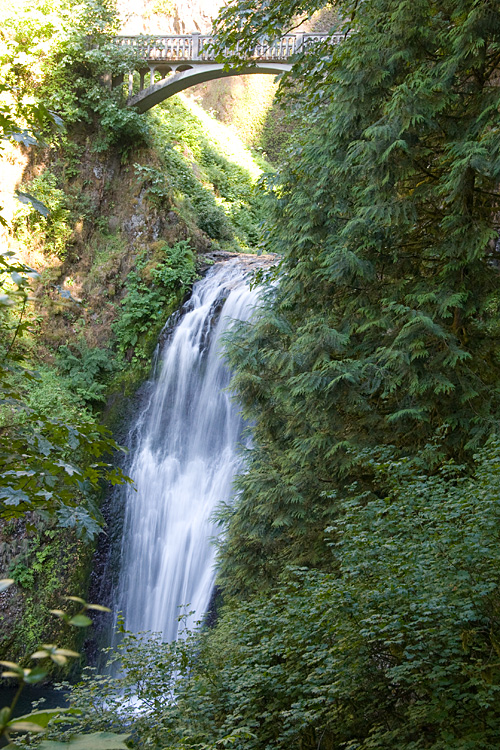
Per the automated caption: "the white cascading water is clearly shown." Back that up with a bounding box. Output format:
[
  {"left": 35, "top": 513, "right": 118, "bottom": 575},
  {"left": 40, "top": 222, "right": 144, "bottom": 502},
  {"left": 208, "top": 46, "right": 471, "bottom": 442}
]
[{"left": 115, "top": 259, "right": 259, "bottom": 642}]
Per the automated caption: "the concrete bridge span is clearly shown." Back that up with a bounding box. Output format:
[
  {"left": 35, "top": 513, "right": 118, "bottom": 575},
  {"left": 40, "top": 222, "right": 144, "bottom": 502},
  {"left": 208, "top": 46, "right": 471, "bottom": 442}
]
[{"left": 111, "top": 33, "right": 338, "bottom": 111}]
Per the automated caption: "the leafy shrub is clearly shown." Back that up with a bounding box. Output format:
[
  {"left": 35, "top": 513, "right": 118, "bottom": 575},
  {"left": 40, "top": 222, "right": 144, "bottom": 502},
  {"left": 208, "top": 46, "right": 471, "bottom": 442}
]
[
  {"left": 57, "top": 343, "right": 116, "bottom": 405},
  {"left": 13, "top": 170, "right": 71, "bottom": 259},
  {"left": 147, "top": 98, "right": 269, "bottom": 249},
  {"left": 49, "top": 630, "right": 186, "bottom": 748},
  {"left": 19, "top": 365, "right": 93, "bottom": 423},
  {"left": 0, "top": 580, "right": 129, "bottom": 748},
  {"left": 195, "top": 195, "right": 233, "bottom": 241},
  {"left": 0, "top": 361, "right": 128, "bottom": 540},
  {"left": 9, "top": 535, "right": 57, "bottom": 591},
  {"left": 133, "top": 164, "right": 172, "bottom": 207},
  {"left": 113, "top": 240, "right": 196, "bottom": 357},
  {"left": 152, "top": 0, "right": 176, "bottom": 15},
  {"left": 1, "top": 0, "right": 147, "bottom": 155},
  {"left": 206, "top": 444, "right": 500, "bottom": 750},
  {"left": 46, "top": 442, "right": 500, "bottom": 750}
]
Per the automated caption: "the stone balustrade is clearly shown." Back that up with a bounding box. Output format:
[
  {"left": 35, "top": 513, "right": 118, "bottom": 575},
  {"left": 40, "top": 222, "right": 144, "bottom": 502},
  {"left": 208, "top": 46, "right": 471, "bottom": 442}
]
[{"left": 114, "top": 32, "right": 337, "bottom": 63}]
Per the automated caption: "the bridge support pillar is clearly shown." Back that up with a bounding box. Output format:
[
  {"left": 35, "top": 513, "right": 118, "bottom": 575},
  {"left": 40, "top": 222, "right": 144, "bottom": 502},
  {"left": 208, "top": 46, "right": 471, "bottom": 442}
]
[
  {"left": 128, "top": 71, "right": 134, "bottom": 97},
  {"left": 192, "top": 32, "right": 200, "bottom": 60}
]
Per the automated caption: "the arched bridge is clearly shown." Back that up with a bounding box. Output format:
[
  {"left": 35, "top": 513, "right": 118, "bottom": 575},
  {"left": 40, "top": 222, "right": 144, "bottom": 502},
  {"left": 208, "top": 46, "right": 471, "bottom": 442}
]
[{"left": 111, "top": 33, "right": 337, "bottom": 112}]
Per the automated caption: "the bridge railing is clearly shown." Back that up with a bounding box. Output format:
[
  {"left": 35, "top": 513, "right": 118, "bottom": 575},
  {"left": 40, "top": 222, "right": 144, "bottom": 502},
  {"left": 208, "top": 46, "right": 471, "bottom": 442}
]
[{"left": 114, "top": 33, "right": 338, "bottom": 63}]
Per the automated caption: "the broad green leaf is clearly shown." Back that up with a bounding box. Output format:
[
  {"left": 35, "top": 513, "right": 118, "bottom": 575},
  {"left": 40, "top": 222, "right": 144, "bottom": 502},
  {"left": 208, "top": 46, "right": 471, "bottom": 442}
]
[
  {"left": 38, "top": 731, "right": 130, "bottom": 750},
  {"left": 0, "top": 487, "right": 30, "bottom": 506},
  {"left": 49, "top": 609, "right": 66, "bottom": 618},
  {"left": 0, "top": 661, "right": 21, "bottom": 670},
  {"left": 85, "top": 604, "right": 111, "bottom": 612},
  {"left": 15, "top": 191, "right": 49, "bottom": 217},
  {"left": 8, "top": 709, "right": 69, "bottom": 730},
  {"left": 23, "top": 667, "right": 48, "bottom": 684},
  {"left": 7, "top": 721, "right": 46, "bottom": 733},
  {"left": 68, "top": 614, "right": 92, "bottom": 628},
  {"left": 10, "top": 271, "right": 25, "bottom": 286},
  {"left": 9, "top": 131, "right": 38, "bottom": 147}
]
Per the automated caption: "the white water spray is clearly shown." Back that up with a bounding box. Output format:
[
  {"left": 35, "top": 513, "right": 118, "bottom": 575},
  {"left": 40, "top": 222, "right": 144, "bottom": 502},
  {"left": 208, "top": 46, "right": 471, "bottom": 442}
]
[{"left": 116, "top": 259, "right": 259, "bottom": 642}]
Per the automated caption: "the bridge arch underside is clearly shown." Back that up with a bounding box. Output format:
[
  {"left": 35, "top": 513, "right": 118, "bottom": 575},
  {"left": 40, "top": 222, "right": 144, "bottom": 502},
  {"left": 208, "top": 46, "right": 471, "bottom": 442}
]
[{"left": 127, "top": 63, "right": 292, "bottom": 112}]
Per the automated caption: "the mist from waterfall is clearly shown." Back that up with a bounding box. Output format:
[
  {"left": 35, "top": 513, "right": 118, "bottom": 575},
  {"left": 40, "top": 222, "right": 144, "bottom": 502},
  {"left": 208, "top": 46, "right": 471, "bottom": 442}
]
[{"left": 115, "top": 259, "right": 260, "bottom": 642}]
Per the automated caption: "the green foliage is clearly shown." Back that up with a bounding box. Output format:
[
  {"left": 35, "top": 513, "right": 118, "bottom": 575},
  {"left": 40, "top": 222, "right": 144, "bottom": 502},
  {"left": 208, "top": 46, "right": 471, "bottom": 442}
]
[
  {"left": 193, "top": 77, "right": 283, "bottom": 160},
  {"left": 19, "top": 366, "right": 94, "bottom": 424},
  {"left": 37, "top": 733, "right": 130, "bottom": 750},
  {"left": 8, "top": 529, "right": 69, "bottom": 595},
  {"left": 132, "top": 164, "right": 171, "bottom": 207},
  {"left": 0, "top": 71, "right": 59, "bottom": 226},
  {"left": 0, "top": 0, "right": 146, "bottom": 153},
  {"left": 14, "top": 171, "right": 71, "bottom": 259},
  {"left": 0, "top": 368, "right": 128, "bottom": 539},
  {"left": 195, "top": 194, "right": 233, "bottom": 242},
  {"left": 113, "top": 240, "right": 196, "bottom": 358},
  {"left": 9, "top": 545, "right": 52, "bottom": 591},
  {"left": 220, "top": 0, "right": 500, "bottom": 590},
  {"left": 49, "top": 629, "right": 187, "bottom": 749},
  {"left": 0, "top": 581, "right": 127, "bottom": 750},
  {"left": 42, "top": 0, "right": 147, "bottom": 151},
  {"left": 147, "top": 0, "right": 176, "bottom": 17},
  {"left": 0, "top": 381, "right": 119, "bottom": 540},
  {"left": 0, "top": 208, "right": 128, "bottom": 542},
  {"left": 7, "top": 2, "right": 500, "bottom": 750},
  {"left": 146, "top": 98, "right": 269, "bottom": 249},
  {"left": 8, "top": 562, "right": 34, "bottom": 591},
  {"left": 47, "top": 623, "right": 254, "bottom": 750},
  {"left": 49, "top": 443, "right": 500, "bottom": 750},
  {"left": 210, "top": 445, "right": 500, "bottom": 750},
  {"left": 186, "top": 1, "right": 500, "bottom": 747},
  {"left": 0, "top": 252, "right": 38, "bottom": 345},
  {"left": 212, "top": 0, "right": 322, "bottom": 62},
  {"left": 1, "top": 526, "right": 101, "bottom": 666},
  {"left": 0, "top": 0, "right": 141, "bottom": 673},
  {"left": 57, "top": 343, "right": 116, "bottom": 405}
]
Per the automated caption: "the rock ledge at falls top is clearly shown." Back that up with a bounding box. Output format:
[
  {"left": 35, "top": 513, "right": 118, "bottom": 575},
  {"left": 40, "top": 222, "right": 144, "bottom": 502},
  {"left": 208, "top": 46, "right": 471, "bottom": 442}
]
[{"left": 197, "top": 251, "right": 278, "bottom": 275}]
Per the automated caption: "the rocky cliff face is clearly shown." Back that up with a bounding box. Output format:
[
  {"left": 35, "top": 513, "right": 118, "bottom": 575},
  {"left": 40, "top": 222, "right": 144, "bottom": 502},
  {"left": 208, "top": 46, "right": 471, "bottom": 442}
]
[
  {"left": 116, "top": 0, "right": 224, "bottom": 35},
  {"left": 116, "top": 0, "right": 338, "bottom": 36}
]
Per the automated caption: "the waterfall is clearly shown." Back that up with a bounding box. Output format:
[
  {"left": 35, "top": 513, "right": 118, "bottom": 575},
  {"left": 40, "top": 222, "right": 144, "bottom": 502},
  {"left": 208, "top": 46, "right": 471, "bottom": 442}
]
[{"left": 115, "top": 258, "right": 260, "bottom": 642}]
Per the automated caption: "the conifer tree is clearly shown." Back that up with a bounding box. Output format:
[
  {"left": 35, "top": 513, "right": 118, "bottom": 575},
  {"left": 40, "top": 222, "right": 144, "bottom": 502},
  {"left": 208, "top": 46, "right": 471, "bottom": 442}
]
[{"left": 219, "top": 0, "right": 500, "bottom": 592}]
